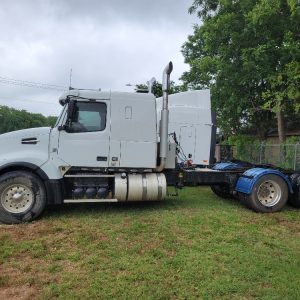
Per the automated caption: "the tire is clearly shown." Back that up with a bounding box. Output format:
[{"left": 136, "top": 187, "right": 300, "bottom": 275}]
[
  {"left": 288, "top": 174, "right": 300, "bottom": 208},
  {"left": 238, "top": 192, "right": 252, "bottom": 209},
  {"left": 211, "top": 184, "right": 232, "bottom": 199},
  {"left": 239, "top": 174, "right": 288, "bottom": 213},
  {"left": 0, "top": 171, "right": 46, "bottom": 224}
]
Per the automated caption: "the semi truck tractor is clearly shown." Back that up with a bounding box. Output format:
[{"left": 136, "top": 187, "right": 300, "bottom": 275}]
[{"left": 0, "top": 62, "right": 299, "bottom": 224}]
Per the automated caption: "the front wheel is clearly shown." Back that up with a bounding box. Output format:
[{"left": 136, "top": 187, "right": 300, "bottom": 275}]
[
  {"left": 0, "top": 171, "right": 46, "bottom": 224},
  {"left": 239, "top": 174, "right": 288, "bottom": 213}
]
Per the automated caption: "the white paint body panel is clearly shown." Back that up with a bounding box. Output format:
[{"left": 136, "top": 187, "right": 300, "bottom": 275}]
[
  {"left": 157, "top": 90, "right": 213, "bottom": 165},
  {"left": 120, "top": 141, "right": 156, "bottom": 168},
  {"left": 110, "top": 92, "right": 157, "bottom": 168},
  {"left": 0, "top": 127, "right": 50, "bottom": 168},
  {"left": 57, "top": 100, "right": 110, "bottom": 168}
]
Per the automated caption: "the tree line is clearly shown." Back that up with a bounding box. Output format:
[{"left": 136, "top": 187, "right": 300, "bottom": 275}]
[
  {"left": 137, "top": 1, "right": 299, "bottom": 142},
  {"left": 180, "top": 0, "right": 300, "bottom": 142},
  {"left": 0, "top": 106, "right": 57, "bottom": 134}
]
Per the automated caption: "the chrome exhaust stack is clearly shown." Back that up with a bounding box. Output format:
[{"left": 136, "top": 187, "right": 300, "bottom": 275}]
[{"left": 156, "top": 61, "right": 173, "bottom": 172}]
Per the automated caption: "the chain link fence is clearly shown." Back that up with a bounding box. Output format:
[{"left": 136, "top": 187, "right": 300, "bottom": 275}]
[{"left": 216, "top": 143, "right": 300, "bottom": 171}]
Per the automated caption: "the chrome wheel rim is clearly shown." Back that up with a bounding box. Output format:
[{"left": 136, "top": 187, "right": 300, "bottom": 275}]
[
  {"left": 257, "top": 179, "right": 281, "bottom": 207},
  {"left": 1, "top": 184, "right": 34, "bottom": 213}
]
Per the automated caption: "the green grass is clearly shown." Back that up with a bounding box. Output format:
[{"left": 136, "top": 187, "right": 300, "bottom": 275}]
[{"left": 0, "top": 187, "right": 300, "bottom": 299}]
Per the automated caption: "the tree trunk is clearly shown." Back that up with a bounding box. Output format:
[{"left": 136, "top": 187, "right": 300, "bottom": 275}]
[{"left": 276, "top": 111, "right": 286, "bottom": 143}]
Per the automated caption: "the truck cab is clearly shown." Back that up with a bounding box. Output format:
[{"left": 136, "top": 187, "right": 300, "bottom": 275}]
[{"left": 53, "top": 90, "right": 159, "bottom": 170}]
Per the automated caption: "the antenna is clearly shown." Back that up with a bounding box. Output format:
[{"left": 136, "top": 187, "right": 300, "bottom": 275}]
[{"left": 69, "top": 68, "right": 73, "bottom": 90}]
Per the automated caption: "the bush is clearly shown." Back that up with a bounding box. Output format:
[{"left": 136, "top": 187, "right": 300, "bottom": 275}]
[
  {"left": 225, "top": 135, "right": 300, "bottom": 170},
  {"left": 226, "top": 135, "right": 260, "bottom": 162}
]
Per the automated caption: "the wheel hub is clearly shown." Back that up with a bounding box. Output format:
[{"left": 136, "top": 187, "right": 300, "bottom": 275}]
[
  {"left": 12, "top": 192, "right": 23, "bottom": 201},
  {"left": 257, "top": 180, "right": 281, "bottom": 207},
  {"left": 1, "top": 184, "right": 34, "bottom": 214}
]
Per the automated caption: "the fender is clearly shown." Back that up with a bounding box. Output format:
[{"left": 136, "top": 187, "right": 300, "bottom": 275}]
[
  {"left": 0, "top": 162, "right": 64, "bottom": 205},
  {"left": 212, "top": 162, "right": 248, "bottom": 170},
  {"left": 235, "top": 167, "right": 293, "bottom": 195},
  {"left": 0, "top": 162, "right": 49, "bottom": 180}
]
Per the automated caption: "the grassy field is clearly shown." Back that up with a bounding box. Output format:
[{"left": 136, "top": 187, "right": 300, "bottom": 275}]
[{"left": 0, "top": 187, "right": 299, "bottom": 299}]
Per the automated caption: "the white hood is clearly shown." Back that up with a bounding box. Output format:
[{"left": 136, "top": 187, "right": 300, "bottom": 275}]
[
  {"left": 0, "top": 127, "right": 51, "bottom": 140},
  {"left": 0, "top": 127, "right": 52, "bottom": 168}
]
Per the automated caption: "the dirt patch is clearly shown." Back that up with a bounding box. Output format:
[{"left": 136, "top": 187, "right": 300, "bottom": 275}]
[
  {"left": 273, "top": 215, "right": 300, "bottom": 234},
  {"left": 0, "top": 221, "right": 48, "bottom": 242},
  {"left": 0, "top": 267, "right": 23, "bottom": 280},
  {"left": 0, "top": 285, "right": 38, "bottom": 300},
  {"left": 0, "top": 222, "right": 81, "bottom": 252},
  {"left": 0, "top": 257, "right": 53, "bottom": 297},
  {"left": 0, "top": 253, "right": 85, "bottom": 299},
  {"left": 240, "top": 214, "right": 300, "bottom": 234},
  {"left": 0, "top": 265, "right": 40, "bottom": 298}
]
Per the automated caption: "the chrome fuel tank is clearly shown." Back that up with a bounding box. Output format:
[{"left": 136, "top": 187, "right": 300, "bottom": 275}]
[{"left": 114, "top": 173, "right": 167, "bottom": 201}]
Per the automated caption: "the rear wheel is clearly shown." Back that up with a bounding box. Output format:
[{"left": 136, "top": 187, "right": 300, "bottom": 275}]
[
  {"left": 0, "top": 171, "right": 46, "bottom": 224},
  {"left": 239, "top": 174, "right": 288, "bottom": 213},
  {"left": 211, "top": 184, "right": 232, "bottom": 199}
]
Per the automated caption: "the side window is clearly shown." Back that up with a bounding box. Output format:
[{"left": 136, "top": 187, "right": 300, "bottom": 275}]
[{"left": 69, "top": 102, "right": 107, "bottom": 133}]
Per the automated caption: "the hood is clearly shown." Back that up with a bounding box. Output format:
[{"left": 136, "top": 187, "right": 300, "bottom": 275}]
[
  {"left": 0, "top": 127, "right": 52, "bottom": 167},
  {"left": 0, "top": 127, "right": 51, "bottom": 141}
]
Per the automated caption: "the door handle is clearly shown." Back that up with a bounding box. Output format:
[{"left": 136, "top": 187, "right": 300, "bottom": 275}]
[
  {"left": 97, "top": 156, "right": 107, "bottom": 161},
  {"left": 21, "top": 138, "right": 40, "bottom": 144}
]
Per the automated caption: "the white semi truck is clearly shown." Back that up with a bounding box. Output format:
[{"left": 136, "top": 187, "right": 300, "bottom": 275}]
[{"left": 0, "top": 62, "right": 299, "bottom": 223}]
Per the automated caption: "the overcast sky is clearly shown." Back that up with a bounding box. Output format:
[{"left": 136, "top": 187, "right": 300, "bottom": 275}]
[{"left": 0, "top": 0, "right": 197, "bottom": 116}]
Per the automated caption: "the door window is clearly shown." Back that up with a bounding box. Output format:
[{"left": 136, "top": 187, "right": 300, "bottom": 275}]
[{"left": 69, "top": 102, "right": 107, "bottom": 133}]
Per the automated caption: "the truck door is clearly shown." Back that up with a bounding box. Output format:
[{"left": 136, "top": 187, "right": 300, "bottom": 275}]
[
  {"left": 57, "top": 101, "right": 110, "bottom": 168},
  {"left": 179, "top": 126, "right": 196, "bottom": 160}
]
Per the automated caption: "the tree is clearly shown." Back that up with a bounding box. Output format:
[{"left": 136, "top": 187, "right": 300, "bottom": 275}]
[
  {"left": 182, "top": 0, "right": 300, "bottom": 140},
  {"left": 0, "top": 106, "right": 57, "bottom": 134},
  {"left": 135, "top": 81, "right": 186, "bottom": 98}
]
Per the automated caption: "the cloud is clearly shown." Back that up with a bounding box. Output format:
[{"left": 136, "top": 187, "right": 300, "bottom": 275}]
[{"left": 0, "top": 0, "right": 197, "bottom": 116}]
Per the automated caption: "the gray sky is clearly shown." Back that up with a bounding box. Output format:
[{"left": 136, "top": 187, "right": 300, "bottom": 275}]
[{"left": 0, "top": 0, "right": 197, "bottom": 116}]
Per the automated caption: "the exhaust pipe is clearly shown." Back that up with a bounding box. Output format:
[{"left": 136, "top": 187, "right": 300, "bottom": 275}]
[{"left": 156, "top": 61, "right": 173, "bottom": 172}]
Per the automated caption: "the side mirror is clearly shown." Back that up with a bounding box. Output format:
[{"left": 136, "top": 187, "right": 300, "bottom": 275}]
[
  {"left": 58, "top": 100, "right": 76, "bottom": 132},
  {"left": 58, "top": 124, "right": 71, "bottom": 132},
  {"left": 67, "top": 100, "right": 76, "bottom": 120}
]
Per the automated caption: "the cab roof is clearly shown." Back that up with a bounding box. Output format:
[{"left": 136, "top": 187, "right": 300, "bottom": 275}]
[{"left": 59, "top": 89, "right": 155, "bottom": 106}]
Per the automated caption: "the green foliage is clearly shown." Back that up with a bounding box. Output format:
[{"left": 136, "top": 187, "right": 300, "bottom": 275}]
[
  {"left": 135, "top": 81, "right": 186, "bottom": 98},
  {"left": 226, "top": 135, "right": 300, "bottom": 169},
  {"left": 284, "top": 136, "right": 300, "bottom": 144},
  {"left": 0, "top": 106, "right": 57, "bottom": 134},
  {"left": 227, "top": 135, "right": 260, "bottom": 147},
  {"left": 227, "top": 135, "right": 261, "bottom": 162},
  {"left": 263, "top": 61, "right": 300, "bottom": 113},
  {"left": 280, "top": 137, "right": 300, "bottom": 170},
  {"left": 182, "top": 0, "right": 300, "bottom": 136}
]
